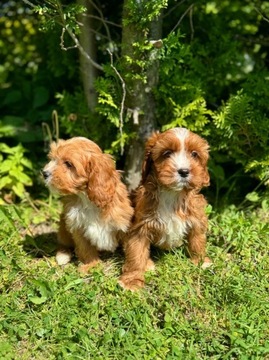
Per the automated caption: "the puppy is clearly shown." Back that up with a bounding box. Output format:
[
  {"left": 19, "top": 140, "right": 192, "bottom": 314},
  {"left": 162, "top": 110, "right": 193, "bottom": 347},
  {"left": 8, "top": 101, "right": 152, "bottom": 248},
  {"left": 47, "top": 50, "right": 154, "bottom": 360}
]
[
  {"left": 119, "top": 127, "right": 212, "bottom": 290},
  {"left": 42, "top": 137, "right": 133, "bottom": 272}
]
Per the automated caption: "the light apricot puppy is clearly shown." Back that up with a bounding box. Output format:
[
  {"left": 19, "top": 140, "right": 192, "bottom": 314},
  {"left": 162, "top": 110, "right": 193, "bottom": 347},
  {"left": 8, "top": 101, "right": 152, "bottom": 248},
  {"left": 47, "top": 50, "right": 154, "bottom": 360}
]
[
  {"left": 43, "top": 137, "right": 133, "bottom": 272},
  {"left": 119, "top": 127, "right": 212, "bottom": 290}
]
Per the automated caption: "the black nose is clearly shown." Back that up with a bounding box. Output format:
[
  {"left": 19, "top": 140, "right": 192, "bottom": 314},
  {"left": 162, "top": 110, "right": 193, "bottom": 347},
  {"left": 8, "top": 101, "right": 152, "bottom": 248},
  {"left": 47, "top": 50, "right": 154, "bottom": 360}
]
[
  {"left": 178, "top": 168, "right": 189, "bottom": 178},
  {"left": 42, "top": 170, "right": 50, "bottom": 179}
]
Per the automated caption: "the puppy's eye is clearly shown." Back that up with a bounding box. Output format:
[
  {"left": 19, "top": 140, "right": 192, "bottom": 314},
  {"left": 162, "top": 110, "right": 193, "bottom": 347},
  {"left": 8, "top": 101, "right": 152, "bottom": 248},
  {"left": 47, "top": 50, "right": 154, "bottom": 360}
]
[
  {"left": 64, "top": 161, "right": 73, "bottom": 169},
  {"left": 191, "top": 151, "right": 198, "bottom": 159},
  {"left": 163, "top": 150, "right": 173, "bottom": 158}
]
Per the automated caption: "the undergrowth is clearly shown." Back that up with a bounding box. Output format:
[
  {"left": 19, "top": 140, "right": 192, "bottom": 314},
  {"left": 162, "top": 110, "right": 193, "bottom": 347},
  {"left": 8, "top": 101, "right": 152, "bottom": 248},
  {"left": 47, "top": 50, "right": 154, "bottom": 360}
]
[{"left": 0, "top": 200, "right": 269, "bottom": 359}]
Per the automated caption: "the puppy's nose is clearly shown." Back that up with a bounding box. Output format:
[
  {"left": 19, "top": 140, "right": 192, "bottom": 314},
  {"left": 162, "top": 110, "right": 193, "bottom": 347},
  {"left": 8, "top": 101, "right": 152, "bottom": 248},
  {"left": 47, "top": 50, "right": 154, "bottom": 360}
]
[
  {"left": 178, "top": 168, "right": 189, "bottom": 178},
  {"left": 42, "top": 170, "right": 50, "bottom": 179}
]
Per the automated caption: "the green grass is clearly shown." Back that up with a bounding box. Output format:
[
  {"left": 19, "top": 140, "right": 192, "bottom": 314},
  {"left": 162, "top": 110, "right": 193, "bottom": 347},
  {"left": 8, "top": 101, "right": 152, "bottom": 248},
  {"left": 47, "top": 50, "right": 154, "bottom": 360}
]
[{"left": 0, "top": 200, "right": 269, "bottom": 359}]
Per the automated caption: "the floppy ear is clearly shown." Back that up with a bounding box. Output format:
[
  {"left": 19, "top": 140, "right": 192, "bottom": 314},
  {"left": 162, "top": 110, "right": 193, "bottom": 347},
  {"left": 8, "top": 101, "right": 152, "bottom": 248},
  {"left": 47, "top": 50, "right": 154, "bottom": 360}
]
[
  {"left": 87, "top": 153, "right": 117, "bottom": 208},
  {"left": 201, "top": 141, "right": 210, "bottom": 187},
  {"left": 141, "top": 132, "right": 159, "bottom": 183},
  {"left": 202, "top": 168, "right": 210, "bottom": 187}
]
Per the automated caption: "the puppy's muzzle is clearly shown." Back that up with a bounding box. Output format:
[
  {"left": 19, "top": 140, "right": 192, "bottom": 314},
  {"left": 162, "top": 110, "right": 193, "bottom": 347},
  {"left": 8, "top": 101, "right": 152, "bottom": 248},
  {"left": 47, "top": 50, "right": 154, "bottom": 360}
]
[{"left": 42, "top": 170, "right": 50, "bottom": 180}]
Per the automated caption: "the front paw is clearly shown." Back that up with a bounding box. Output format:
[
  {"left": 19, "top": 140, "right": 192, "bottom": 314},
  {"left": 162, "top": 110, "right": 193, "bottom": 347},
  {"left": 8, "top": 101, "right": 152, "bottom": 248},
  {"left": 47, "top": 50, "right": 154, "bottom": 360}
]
[
  {"left": 201, "top": 257, "right": 212, "bottom": 269},
  {"left": 118, "top": 273, "right": 145, "bottom": 291},
  {"left": 191, "top": 256, "right": 212, "bottom": 268},
  {"left": 78, "top": 260, "right": 100, "bottom": 273},
  {"left": 56, "top": 249, "right": 72, "bottom": 265}
]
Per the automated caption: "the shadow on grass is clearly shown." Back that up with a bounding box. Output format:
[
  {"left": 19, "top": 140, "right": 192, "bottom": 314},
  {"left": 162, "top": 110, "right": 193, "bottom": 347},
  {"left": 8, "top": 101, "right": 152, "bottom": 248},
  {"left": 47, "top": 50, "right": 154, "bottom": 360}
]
[
  {"left": 23, "top": 232, "right": 58, "bottom": 259},
  {"left": 22, "top": 232, "right": 128, "bottom": 269},
  {"left": 22, "top": 231, "right": 180, "bottom": 271}
]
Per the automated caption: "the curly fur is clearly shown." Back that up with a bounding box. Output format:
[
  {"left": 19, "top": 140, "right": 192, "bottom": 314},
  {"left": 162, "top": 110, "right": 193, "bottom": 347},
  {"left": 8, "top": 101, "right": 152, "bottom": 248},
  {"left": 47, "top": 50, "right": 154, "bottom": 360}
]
[
  {"left": 119, "top": 128, "right": 212, "bottom": 290},
  {"left": 43, "top": 137, "right": 133, "bottom": 272}
]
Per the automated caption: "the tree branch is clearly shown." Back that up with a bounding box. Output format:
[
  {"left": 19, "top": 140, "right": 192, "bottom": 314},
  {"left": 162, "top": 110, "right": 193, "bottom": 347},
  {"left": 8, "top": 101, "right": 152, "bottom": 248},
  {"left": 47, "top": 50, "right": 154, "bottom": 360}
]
[
  {"left": 170, "top": 4, "right": 194, "bottom": 33},
  {"left": 254, "top": 6, "right": 269, "bottom": 24},
  {"left": 62, "top": 26, "right": 103, "bottom": 71},
  {"left": 22, "top": 0, "right": 103, "bottom": 71},
  {"left": 107, "top": 49, "right": 126, "bottom": 155}
]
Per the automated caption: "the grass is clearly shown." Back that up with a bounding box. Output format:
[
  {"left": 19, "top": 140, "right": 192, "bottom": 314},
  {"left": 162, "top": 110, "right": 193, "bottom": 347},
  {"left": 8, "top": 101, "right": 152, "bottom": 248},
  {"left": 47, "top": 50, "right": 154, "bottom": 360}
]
[{"left": 0, "top": 199, "right": 269, "bottom": 359}]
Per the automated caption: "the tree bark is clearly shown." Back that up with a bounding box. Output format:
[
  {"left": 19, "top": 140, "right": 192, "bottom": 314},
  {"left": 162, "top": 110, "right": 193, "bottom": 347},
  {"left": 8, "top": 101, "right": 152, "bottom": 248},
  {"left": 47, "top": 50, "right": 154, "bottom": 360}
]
[
  {"left": 77, "top": 0, "right": 98, "bottom": 111},
  {"left": 122, "top": 2, "right": 163, "bottom": 190}
]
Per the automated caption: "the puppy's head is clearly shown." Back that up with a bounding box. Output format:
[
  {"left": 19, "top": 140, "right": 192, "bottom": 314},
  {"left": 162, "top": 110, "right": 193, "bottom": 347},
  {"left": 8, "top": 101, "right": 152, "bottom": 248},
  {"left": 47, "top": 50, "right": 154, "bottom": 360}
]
[
  {"left": 43, "top": 137, "right": 117, "bottom": 207},
  {"left": 142, "top": 128, "right": 210, "bottom": 191}
]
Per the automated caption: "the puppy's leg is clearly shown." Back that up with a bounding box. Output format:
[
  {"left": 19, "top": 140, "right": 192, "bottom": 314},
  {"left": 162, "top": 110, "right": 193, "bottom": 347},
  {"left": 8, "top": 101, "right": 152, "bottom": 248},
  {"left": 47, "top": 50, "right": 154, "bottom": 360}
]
[
  {"left": 145, "top": 258, "right": 155, "bottom": 271},
  {"left": 56, "top": 214, "right": 74, "bottom": 265},
  {"left": 72, "top": 231, "right": 100, "bottom": 273},
  {"left": 119, "top": 234, "right": 151, "bottom": 291},
  {"left": 187, "top": 228, "right": 212, "bottom": 269}
]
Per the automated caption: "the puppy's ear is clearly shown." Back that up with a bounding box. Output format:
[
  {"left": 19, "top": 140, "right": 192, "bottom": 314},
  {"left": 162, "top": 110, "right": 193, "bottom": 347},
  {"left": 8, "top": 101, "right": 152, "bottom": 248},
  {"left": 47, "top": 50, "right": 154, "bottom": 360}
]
[
  {"left": 142, "top": 132, "right": 159, "bottom": 183},
  {"left": 87, "top": 153, "right": 117, "bottom": 208},
  {"left": 201, "top": 142, "right": 210, "bottom": 187},
  {"left": 202, "top": 168, "right": 210, "bottom": 187}
]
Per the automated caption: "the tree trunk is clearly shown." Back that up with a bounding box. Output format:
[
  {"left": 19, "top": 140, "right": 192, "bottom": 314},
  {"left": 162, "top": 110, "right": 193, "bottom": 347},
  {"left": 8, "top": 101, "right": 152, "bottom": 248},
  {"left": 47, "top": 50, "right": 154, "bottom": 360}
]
[
  {"left": 122, "top": 2, "right": 163, "bottom": 190},
  {"left": 77, "top": 0, "right": 98, "bottom": 111}
]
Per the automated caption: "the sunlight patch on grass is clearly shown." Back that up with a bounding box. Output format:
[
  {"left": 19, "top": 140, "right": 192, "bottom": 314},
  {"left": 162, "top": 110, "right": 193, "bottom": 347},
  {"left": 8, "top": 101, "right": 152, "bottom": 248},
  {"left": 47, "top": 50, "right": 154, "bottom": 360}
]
[{"left": 0, "top": 202, "right": 269, "bottom": 359}]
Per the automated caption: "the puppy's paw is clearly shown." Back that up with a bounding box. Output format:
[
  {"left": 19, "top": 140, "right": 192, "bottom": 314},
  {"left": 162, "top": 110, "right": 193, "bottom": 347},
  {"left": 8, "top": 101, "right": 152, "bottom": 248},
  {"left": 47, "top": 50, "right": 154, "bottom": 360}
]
[
  {"left": 201, "top": 257, "right": 212, "bottom": 269},
  {"left": 145, "top": 258, "right": 155, "bottom": 271},
  {"left": 118, "top": 273, "right": 145, "bottom": 291},
  {"left": 78, "top": 260, "right": 101, "bottom": 274},
  {"left": 191, "top": 256, "right": 212, "bottom": 269},
  {"left": 56, "top": 249, "right": 72, "bottom": 265}
]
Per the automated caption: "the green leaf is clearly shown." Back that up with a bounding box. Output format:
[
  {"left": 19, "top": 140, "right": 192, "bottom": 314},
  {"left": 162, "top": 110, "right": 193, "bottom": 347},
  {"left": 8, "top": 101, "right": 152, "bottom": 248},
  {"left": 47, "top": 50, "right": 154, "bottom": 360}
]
[
  {"left": 0, "top": 160, "right": 14, "bottom": 173},
  {"left": 245, "top": 191, "right": 260, "bottom": 202},
  {"left": 33, "top": 86, "right": 50, "bottom": 108},
  {"left": 9, "top": 170, "right": 32, "bottom": 185},
  {"left": 0, "top": 176, "right": 12, "bottom": 189},
  {"left": 0, "top": 206, "right": 17, "bottom": 230},
  {"left": 0, "top": 143, "right": 15, "bottom": 154},
  {"left": 64, "top": 278, "right": 85, "bottom": 291},
  {"left": 12, "top": 183, "right": 25, "bottom": 198},
  {"left": 28, "top": 296, "right": 48, "bottom": 305},
  {"left": 21, "top": 157, "right": 33, "bottom": 169},
  {"left": 3, "top": 90, "right": 22, "bottom": 106}
]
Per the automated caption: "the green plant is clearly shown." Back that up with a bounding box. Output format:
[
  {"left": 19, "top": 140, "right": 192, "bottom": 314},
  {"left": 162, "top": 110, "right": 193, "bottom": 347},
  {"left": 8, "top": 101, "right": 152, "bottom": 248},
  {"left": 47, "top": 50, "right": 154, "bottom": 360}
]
[
  {"left": 0, "top": 201, "right": 269, "bottom": 359},
  {"left": 0, "top": 143, "right": 33, "bottom": 201},
  {"left": 212, "top": 87, "right": 269, "bottom": 181},
  {"left": 1, "top": 0, "right": 269, "bottom": 203}
]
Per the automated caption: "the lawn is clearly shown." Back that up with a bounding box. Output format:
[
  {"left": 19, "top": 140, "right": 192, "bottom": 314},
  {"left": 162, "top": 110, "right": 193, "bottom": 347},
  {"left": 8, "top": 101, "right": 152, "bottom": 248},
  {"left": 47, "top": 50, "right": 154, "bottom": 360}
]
[{"left": 0, "top": 199, "right": 269, "bottom": 359}]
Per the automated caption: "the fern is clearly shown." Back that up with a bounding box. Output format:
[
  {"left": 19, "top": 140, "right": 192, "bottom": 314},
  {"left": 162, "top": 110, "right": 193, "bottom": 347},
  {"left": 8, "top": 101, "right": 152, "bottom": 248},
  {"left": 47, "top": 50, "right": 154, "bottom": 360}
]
[
  {"left": 163, "top": 97, "right": 213, "bottom": 133},
  {"left": 212, "top": 89, "right": 269, "bottom": 180}
]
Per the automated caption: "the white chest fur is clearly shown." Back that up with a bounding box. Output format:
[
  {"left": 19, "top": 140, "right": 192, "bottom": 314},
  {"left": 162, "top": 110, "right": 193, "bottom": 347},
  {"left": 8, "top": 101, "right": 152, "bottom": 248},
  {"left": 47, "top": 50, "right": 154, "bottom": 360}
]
[
  {"left": 156, "top": 190, "right": 190, "bottom": 248},
  {"left": 65, "top": 194, "right": 119, "bottom": 252}
]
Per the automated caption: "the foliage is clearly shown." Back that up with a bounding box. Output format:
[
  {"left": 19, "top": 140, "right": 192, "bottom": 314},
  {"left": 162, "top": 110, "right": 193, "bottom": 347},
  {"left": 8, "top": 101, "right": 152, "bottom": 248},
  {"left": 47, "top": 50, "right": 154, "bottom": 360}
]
[
  {"left": 34, "top": 2, "right": 86, "bottom": 33},
  {"left": 1, "top": 0, "right": 269, "bottom": 202},
  {"left": 55, "top": 87, "right": 120, "bottom": 152},
  {"left": 0, "top": 201, "right": 269, "bottom": 358},
  {"left": 0, "top": 1, "right": 81, "bottom": 202},
  {"left": 212, "top": 87, "right": 269, "bottom": 181},
  {"left": 1, "top": 2, "right": 269, "bottom": 357},
  {"left": 123, "top": 0, "right": 168, "bottom": 28},
  {"left": 0, "top": 143, "right": 33, "bottom": 201},
  {"left": 0, "top": 3, "right": 39, "bottom": 82},
  {"left": 155, "top": 1, "right": 269, "bottom": 190}
]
